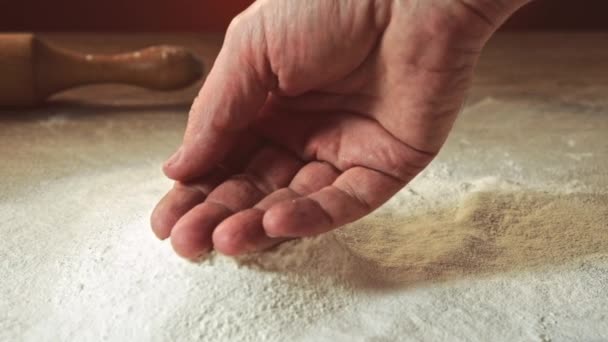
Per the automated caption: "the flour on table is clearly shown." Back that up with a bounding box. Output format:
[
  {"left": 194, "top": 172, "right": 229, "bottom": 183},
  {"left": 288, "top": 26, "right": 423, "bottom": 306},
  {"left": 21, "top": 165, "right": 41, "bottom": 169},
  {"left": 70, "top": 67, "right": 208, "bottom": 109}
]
[{"left": 3, "top": 96, "right": 608, "bottom": 341}]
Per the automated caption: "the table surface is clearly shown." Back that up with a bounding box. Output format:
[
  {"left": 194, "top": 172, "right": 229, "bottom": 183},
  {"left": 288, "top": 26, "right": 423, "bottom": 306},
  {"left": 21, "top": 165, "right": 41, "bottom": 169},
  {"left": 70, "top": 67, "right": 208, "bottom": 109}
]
[{"left": 2, "top": 33, "right": 607, "bottom": 341}]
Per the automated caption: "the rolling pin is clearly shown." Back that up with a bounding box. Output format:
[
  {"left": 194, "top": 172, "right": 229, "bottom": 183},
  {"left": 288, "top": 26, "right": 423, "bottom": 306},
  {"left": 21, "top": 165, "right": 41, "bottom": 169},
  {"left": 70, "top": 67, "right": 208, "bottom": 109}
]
[{"left": 0, "top": 33, "right": 204, "bottom": 107}]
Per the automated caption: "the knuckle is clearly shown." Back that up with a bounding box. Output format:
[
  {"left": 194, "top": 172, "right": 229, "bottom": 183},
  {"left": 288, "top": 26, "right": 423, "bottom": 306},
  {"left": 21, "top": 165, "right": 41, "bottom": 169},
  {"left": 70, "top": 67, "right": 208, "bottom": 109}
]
[{"left": 226, "top": 13, "right": 246, "bottom": 38}]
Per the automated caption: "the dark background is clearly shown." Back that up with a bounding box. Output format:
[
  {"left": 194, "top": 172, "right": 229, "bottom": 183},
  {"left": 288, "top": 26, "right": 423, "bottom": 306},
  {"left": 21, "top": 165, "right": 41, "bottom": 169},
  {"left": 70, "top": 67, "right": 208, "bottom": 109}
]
[{"left": 1, "top": 0, "right": 606, "bottom": 32}]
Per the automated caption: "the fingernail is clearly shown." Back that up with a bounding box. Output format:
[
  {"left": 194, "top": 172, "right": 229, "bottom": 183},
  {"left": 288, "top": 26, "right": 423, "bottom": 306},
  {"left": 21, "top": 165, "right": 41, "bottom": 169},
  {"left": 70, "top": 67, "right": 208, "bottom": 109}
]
[{"left": 164, "top": 147, "right": 183, "bottom": 168}]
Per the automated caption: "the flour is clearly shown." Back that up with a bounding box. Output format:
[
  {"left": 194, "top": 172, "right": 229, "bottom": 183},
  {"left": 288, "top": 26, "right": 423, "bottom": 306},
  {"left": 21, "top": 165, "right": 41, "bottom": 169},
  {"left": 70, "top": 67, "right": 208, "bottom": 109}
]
[
  {"left": 3, "top": 159, "right": 608, "bottom": 341},
  {"left": 335, "top": 190, "right": 608, "bottom": 284},
  {"left": 2, "top": 167, "right": 357, "bottom": 342},
  {"left": 3, "top": 96, "right": 608, "bottom": 342}
]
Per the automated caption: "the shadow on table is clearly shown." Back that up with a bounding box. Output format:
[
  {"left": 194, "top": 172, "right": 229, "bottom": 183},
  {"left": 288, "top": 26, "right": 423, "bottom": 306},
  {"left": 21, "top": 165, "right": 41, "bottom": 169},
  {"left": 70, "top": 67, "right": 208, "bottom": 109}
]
[{"left": 236, "top": 190, "right": 608, "bottom": 291}]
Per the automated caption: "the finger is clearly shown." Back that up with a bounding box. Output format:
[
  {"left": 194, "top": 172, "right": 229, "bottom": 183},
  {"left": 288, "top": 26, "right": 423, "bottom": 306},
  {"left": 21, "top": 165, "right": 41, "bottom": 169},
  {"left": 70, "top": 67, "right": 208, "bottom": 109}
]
[
  {"left": 213, "top": 161, "right": 340, "bottom": 255},
  {"left": 163, "top": 13, "right": 276, "bottom": 182},
  {"left": 151, "top": 166, "right": 237, "bottom": 240},
  {"left": 151, "top": 185, "right": 206, "bottom": 241},
  {"left": 207, "top": 146, "right": 303, "bottom": 208},
  {"left": 170, "top": 202, "right": 232, "bottom": 259},
  {"left": 211, "top": 209, "right": 277, "bottom": 256},
  {"left": 151, "top": 137, "right": 262, "bottom": 240},
  {"left": 170, "top": 146, "right": 302, "bottom": 259},
  {"left": 264, "top": 166, "right": 405, "bottom": 238}
]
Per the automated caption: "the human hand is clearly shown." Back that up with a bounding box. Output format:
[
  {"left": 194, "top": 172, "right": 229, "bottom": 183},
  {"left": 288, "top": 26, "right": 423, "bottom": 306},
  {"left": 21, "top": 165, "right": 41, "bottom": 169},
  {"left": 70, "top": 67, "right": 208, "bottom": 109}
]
[{"left": 151, "top": 0, "right": 528, "bottom": 259}]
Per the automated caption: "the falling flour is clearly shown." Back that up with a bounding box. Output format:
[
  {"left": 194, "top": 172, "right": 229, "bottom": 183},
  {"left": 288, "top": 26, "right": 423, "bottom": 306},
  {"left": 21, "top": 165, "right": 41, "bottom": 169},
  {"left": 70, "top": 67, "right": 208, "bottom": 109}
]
[{"left": 333, "top": 191, "right": 608, "bottom": 284}]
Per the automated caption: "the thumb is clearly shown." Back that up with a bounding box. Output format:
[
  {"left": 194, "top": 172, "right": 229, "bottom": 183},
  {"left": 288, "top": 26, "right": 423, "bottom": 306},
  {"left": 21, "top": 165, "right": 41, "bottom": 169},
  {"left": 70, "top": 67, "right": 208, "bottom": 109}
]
[{"left": 163, "top": 16, "right": 274, "bottom": 181}]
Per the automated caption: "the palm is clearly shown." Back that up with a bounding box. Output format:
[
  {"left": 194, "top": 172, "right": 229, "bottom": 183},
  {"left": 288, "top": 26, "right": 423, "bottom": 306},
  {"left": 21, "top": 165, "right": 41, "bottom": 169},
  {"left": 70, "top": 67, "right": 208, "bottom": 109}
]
[{"left": 152, "top": 0, "right": 497, "bottom": 259}]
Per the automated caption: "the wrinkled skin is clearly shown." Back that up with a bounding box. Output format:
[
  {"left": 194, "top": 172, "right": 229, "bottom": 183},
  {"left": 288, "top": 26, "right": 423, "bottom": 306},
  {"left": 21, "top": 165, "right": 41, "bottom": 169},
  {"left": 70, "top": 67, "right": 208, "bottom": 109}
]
[{"left": 152, "top": 0, "right": 527, "bottom": 259}]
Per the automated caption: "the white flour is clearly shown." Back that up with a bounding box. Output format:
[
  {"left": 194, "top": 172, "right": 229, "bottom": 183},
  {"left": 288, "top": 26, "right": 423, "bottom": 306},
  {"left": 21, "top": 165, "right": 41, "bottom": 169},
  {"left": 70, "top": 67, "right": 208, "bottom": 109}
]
[{"left": 2, "top": 98, "right": 608, "bottom": 341}]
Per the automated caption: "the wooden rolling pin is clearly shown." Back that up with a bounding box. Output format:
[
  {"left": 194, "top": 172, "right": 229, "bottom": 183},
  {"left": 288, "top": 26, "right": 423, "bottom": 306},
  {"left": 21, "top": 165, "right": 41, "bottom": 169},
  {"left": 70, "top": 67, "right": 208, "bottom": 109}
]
[{"left": 0, "top": 33, "right": 204, "bottom": 107}]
